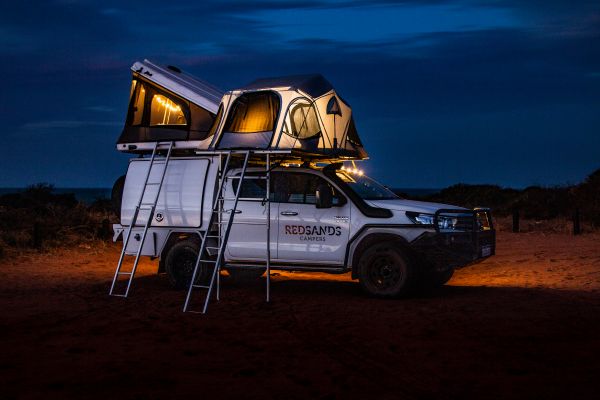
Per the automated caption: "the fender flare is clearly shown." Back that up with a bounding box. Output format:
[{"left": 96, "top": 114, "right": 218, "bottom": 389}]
[
  {"left": 345, "top": 225, "right": 426, "bottom": 279},
  {"left": 158, "top": 231, "right": 203, "bottom": 273}
]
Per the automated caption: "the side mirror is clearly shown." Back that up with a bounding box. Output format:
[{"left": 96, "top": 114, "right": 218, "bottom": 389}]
[{"left": 315, "top": 184, "right": 333, "bottom": 209}]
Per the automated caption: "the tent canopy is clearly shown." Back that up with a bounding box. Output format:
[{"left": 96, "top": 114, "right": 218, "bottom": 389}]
[
  {"left": 212, "top": 74, "right": 368, "bottom": 160},
  {"left": 237, "top": 74, "right": 334, "bottom": 98},
  {"left": 117, "top": 60, "right": 224, "bottom": 152}
]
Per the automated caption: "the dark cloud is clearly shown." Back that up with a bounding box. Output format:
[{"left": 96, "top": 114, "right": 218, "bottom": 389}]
[{"left": 0, "top": 0, "right": 598, "bottom": 188}]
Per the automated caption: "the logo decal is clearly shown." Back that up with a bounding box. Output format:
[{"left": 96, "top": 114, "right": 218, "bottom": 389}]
[{"left": 284, "top": 225, "right": 341, "bottom": 242}]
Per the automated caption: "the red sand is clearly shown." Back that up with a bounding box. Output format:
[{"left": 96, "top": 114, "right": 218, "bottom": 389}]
[{"left": 2, "top": 232, "right": 600, "bottom": 399}]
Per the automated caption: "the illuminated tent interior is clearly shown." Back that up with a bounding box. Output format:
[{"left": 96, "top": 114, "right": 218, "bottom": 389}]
[
  {"left": 117, "top": 60, "right": 224, "bottom": 153},
  {"left": 212, "top": 74, "right": 368, "bottom": 160}
]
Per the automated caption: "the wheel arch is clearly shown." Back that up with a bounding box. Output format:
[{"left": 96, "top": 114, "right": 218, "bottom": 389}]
[
  {"left": 158, "top": 231, "right": 203, "bottom": 273},
  {"left": 347, "top": 228, "right": 417, "bottom": 279}
]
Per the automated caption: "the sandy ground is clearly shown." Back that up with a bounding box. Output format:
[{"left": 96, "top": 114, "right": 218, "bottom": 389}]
[{"left": 1, "top": 231, "right": 600, "bottom": 399}]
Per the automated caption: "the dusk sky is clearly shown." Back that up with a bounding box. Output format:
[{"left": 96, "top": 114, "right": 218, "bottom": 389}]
[{"left": 1, "top": 0, "right": 598, "bottom": 188}]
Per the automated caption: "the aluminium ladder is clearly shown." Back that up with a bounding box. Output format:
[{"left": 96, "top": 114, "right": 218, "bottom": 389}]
[
  {"left": 109, "top": 141, "right": 174, "bottom": 297},
  {"left": 183, "top": 150, "right": 272, "bottom": 314}
]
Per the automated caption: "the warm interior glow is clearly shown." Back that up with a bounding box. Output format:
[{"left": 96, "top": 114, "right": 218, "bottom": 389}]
[
  {"left": 150, "top": 94, "right": 186, "bottom": 126},
  {"left": 155, "top": 95, "right": 181, "bottom": 113},
  {"left": 224, "top": 92, "right": 279, "bottom": 133}
]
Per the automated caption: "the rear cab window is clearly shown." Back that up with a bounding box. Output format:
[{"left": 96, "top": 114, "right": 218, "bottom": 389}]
[{"left": 231, "top": 171, "right": 344, "bottom": 205}]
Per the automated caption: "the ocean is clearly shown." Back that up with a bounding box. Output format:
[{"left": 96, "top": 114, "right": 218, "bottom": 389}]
[{"left": 0, "top": 187, "right": 439, "bottom": 204}]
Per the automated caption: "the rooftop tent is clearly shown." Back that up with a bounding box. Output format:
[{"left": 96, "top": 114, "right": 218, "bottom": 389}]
[
  {"left": 117, "top": 60, "right": 224, "bottom": 152},
  {"left": 212, "top": 74, "right": 368, "bottom": 160}
]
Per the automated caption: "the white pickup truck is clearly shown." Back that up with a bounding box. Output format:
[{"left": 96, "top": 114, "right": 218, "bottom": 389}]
[{"left": 113, "top": 156, "right": 495, "bottom": 298}]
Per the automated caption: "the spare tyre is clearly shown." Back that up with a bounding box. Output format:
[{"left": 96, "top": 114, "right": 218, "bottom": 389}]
[{"left": 111, "top": 175, "right": 126, "bottom": 221}]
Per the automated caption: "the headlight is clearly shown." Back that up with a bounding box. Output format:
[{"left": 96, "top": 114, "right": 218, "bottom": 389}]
[
  {"left": 406, "top": 212, "right": 435, "bottom": 225},
  {"left": 406, "top": 212, "right": 458, "bottom": 230}
]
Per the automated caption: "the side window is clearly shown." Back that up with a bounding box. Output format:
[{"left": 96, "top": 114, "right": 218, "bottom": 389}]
[
  {"left": 149, "top": 94, "right": 187, "bottom": 127},
  {"left": 231, "top": 174, "right": 271, "bottom": 200},
  {"left": 273, "top": 173, "right": 343, "bottom": 205},
  {"left": 127, "top": 81, "right": 146, "bottom": 126},
  {"left": 282, "top": 99, "right": 321, "bottom": 140}
]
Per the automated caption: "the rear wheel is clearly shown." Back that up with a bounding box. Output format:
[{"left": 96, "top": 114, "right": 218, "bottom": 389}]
[
  {"left": 165, "top": 239, "right": 210, "bottom": 290},
  {"left": 357, "top": 242, "right": 417, "bottom": 298}
]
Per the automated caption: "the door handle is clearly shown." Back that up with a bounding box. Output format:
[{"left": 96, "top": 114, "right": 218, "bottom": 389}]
[{"left": 280, "top": 211, "right": 298, "bottom": 216}]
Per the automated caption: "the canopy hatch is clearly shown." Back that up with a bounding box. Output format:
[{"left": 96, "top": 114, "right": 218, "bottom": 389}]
[{"left": 117, "top": 60, "right": 224, "bottom": 153}]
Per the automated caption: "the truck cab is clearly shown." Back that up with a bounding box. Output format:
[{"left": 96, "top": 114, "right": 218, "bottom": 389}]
[{"left": 219, "top": 164, "right": 495, "bottom": 296}]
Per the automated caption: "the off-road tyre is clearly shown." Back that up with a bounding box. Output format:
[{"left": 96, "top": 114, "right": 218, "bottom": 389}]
[
  {"left": 357, "top": 241, "right": 417, "bottom": 298},
  {"left": 111, "top": 175, "right": 126, "bottom": 221},
  {"left": 165, "top": 239, "right": 211, "bottom": 290}
]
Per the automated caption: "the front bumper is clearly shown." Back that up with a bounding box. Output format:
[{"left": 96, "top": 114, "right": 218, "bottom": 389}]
[{"left": 410, "top": 208, "right": 496, "bottom": 270}]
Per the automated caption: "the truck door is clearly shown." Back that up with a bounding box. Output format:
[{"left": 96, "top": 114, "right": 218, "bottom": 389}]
[
  {"left": 224, "top": 173, "right": 278, "bottom": 261},
  {"left": 275, "top": 172, "right": 350, "bottom": 265}
]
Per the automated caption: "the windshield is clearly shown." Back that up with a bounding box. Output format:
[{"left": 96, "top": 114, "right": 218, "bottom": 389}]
[{"left": 336, "top": 171, "right": 399, "bottom": 200}]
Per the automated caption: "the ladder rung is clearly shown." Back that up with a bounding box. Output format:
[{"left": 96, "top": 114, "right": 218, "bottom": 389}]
[
  {"left": 118, "top": 272, "right": 133, "bottom": 275},
  {"left": 205, "top": 246, "right": 220, "bottom": 250},
  {"left": 145, "top": 182, "right": 162, "bottom": 185},
  {"left": 204, "top": 235, "right": 221, "bottom": 239},
  {"left": 199, "top": 259, "right": 216, "bottom": 263},
  {"left": 192, "top": 284, "right": 211, "bottom": 289}
]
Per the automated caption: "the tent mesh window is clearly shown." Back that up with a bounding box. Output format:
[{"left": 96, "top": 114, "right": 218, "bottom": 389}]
[
  {"left": 223, "top": 92, "right": 279, "bottom": 133},
  {"left": 149, "top": 94, "right": 187, "bottom": 126},
  {"left": 284, "top": 100, "right": 321, "bottom": 140}
]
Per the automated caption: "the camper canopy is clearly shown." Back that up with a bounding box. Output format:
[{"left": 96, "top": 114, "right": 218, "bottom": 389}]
[
  {"left": 117, "top": 60, "right": 224, "bottom": 152},
  {"left": 211, "top": 74, "right": 367, "bottom": 160}
]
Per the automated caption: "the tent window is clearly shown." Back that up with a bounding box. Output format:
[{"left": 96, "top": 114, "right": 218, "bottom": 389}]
[
  {"left": 128, "top": 82, "right": 146, "bottom": 126},
  {"left": 223, "top": 92, "right": 279, "bottom": 133},
  {"left": 150, "top": 94, "right": 187, "bottom": 126},
  {"left": 286, "top": 101, "right": 321, "bottom": 140}
]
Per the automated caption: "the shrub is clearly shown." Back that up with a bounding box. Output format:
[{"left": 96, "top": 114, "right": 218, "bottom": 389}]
[
  {"left": 575, "top": 168, "right": 600, "bottom": 226},
  {"left": 0, "top": 183, "right": 117, "bottom": 250}
]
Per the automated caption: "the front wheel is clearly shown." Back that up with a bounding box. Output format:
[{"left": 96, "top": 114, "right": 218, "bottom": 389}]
[
  {"left": 357, "top": 242, "right": 417, "bottom": 298},
  {"left": 164, "top": 239, "right": 210, "bottom": 290}
]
